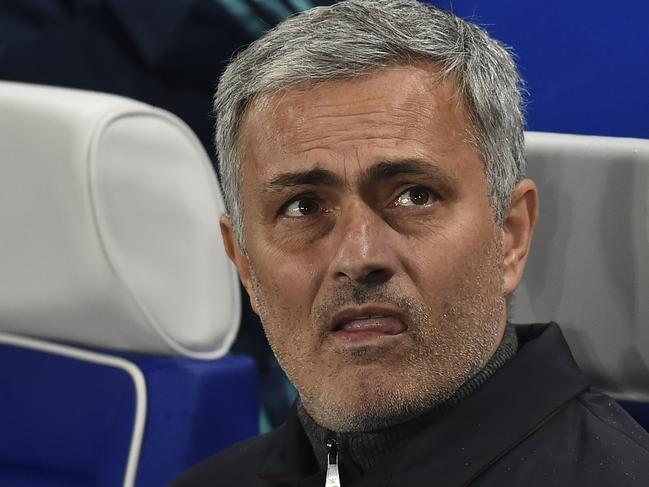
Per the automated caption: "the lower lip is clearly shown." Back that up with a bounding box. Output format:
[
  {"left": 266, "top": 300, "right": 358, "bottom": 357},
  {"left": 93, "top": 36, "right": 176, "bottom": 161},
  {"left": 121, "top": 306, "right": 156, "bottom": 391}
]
[{"left": 330, "top": 317, "right": 406, "bottom": 343}]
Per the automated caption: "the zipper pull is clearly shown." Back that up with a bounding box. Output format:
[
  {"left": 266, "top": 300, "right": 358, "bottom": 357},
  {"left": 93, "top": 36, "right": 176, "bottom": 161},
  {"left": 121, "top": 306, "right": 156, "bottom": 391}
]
[{"left": 325, "top": 437, "right": 342, "bottom": 487}]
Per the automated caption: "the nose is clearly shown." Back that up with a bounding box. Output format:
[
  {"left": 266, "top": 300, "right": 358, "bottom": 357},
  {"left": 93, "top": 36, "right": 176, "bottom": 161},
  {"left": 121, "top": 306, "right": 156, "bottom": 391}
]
[{"left": 330, "top": 201, "right": 397, "bottom": 286}]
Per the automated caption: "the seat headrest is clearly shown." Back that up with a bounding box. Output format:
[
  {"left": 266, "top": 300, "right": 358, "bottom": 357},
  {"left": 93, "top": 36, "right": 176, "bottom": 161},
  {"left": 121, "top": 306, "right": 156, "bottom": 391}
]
[
  {"left": 513, "top": 132, "right": 649, "bottom": 402},
  {"left": 0, "top": 81, "right": 240, "bottom": 359}
]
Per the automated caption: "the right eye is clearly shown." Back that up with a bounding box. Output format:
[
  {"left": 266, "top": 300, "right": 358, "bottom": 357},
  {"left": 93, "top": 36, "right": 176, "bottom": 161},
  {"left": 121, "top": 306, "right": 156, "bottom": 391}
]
[{"left": 280, "top": 196, "right": 321, "bottom": 217}]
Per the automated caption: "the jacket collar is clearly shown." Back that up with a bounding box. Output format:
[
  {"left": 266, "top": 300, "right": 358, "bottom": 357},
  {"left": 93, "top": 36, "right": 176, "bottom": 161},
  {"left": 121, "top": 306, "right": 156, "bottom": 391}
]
[
  {"left": 257, "top": 402, "right": 318, "bottom": 482},
  {"left": 258, "top": 323, "right": 590, "bottom": 485}
]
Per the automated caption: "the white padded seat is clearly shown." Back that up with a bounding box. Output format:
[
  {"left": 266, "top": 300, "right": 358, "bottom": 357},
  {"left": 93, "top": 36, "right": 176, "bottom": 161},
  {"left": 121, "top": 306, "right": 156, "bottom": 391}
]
[{"left": 0, "top": 81, "right": 240, "bottom": 359}]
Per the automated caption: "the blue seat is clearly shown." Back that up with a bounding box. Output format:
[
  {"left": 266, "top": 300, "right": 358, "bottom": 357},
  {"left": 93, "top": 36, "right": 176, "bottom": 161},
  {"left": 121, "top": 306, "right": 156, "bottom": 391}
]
[
  {"left": 0, "top": 339, "right": 257, "bottom": 487},
  {"left": 0, "top": 81, "right": 259, "bottom": 486}
]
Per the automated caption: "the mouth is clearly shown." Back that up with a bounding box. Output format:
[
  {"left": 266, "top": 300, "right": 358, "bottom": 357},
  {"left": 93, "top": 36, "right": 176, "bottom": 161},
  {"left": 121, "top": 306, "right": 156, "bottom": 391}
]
[{"left": 329, "top": 305, "right": 408, "bottom": 343}]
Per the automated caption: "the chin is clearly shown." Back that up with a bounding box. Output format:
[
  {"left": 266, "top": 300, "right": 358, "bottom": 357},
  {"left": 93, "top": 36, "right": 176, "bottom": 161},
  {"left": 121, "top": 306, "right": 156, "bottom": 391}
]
[{"left": 299, "top": 371, "right": 453, "bottom": 433}]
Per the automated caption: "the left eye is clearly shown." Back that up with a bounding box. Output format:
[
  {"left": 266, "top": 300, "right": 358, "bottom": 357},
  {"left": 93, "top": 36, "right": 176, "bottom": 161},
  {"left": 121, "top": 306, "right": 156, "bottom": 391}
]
[{"left": 394, "top": 186, "right": 437, "bottom": 207}]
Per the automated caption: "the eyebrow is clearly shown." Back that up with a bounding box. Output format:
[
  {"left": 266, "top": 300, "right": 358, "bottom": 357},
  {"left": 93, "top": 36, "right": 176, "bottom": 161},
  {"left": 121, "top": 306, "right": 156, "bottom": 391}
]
[
  {"left": 263, "top": 158, "right": 453, "bottom": 193},
  {"left": 264, "top": 168, "right": 344, "bottom": 193},
  {"left": 365, "top": 159, "right": 448, "bottom": 182}
]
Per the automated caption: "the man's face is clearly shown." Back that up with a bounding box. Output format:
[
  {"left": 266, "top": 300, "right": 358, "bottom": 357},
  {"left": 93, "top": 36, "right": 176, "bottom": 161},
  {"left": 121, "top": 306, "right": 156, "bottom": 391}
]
[{"left": 225, "top": 65, "right": 520, "bottom": 432}]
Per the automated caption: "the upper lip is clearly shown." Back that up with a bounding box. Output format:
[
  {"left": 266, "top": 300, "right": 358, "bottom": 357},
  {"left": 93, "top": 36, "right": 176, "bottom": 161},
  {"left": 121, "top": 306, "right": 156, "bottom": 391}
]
[{"left": 330, "top": 305, "right": 406, "bottom": 331}]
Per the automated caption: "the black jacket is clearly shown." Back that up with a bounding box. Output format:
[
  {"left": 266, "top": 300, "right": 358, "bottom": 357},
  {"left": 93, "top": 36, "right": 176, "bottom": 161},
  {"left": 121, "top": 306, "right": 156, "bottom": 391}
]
[{"left": 172, "top": 324, "right": 649, "bottom": 486}]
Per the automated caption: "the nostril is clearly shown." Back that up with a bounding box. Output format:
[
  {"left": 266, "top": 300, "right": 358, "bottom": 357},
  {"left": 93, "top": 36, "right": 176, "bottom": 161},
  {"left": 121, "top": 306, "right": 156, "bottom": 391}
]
[
  {"left": 335, "top": 265, "right": 394, "bottom": 285},
  {"left": 360, "top": 268, "right": 393, "bottom": 286}
]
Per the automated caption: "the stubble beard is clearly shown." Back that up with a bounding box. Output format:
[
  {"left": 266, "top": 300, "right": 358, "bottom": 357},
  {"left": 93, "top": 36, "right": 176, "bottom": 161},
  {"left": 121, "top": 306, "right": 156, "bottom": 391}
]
[{"left": 248, "top": 235, "right": 506, "bottom": 433}]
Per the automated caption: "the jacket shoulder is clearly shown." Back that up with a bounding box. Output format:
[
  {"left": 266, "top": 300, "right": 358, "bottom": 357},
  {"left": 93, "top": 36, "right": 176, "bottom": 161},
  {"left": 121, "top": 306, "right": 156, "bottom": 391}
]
[
  {"left": 577, "top": 389, "right": 649, "bottom": 452},
  {"left": 170, "top": 427, "right": 283, "bottom": 487},
  {"left": 482, "top": 389, "right": 649, "bottom": 486}
]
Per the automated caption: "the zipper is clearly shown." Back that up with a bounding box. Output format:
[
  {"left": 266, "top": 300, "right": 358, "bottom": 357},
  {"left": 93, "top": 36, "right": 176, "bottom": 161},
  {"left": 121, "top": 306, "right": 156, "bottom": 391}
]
[{"left": 325, "top": 437, "right": 342, "bottom": 487}]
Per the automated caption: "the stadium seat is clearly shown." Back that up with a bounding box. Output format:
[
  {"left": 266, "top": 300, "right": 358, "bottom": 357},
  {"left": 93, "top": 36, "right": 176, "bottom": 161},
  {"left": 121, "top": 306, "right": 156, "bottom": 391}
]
[
  {"left": 0, "top": 81, "right": 259, "bottom": 486},
  {"left": 513, "top": 132, "right": 649, "bottom": 430}
]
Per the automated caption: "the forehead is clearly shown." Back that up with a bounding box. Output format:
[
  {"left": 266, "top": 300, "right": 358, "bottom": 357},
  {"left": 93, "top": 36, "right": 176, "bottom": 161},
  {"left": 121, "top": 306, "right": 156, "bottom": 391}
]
[{"left": 238, "top": 65, "right": 478, "bottom": 182}]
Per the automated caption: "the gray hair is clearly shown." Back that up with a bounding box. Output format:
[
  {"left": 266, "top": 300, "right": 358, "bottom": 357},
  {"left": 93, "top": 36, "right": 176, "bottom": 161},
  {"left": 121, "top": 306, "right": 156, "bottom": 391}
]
[{"left": 215, "top": 0, "right": 526, "bottom": 245}]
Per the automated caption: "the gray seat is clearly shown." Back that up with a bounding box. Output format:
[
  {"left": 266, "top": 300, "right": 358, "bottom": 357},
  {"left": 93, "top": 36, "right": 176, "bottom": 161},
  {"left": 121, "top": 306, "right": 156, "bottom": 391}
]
[{"left": 513, "top": 132, "right": 649, "bottom": 408}]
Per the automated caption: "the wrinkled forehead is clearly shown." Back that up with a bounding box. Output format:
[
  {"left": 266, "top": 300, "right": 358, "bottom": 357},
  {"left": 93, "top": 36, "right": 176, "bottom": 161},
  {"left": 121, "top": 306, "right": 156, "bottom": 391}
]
[{"left": 236, "top": 64, "right": 474, "bottom": 172}]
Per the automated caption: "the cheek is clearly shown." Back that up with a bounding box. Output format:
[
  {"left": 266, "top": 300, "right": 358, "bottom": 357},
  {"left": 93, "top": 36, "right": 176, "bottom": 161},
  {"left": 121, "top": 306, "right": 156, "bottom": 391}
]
[
  {"left": 248, "top": 246, "right": 320, "bottom": 322},
  {"left": 405, "top": 220, "right": 501, "bottom": 300},
  {"left": 248, "top": 257, "right": 324, "bottom": 373}
]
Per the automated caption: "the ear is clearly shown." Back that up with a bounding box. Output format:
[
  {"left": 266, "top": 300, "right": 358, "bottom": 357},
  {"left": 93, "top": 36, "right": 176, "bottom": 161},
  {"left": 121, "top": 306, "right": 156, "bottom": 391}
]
[
  {"left": 220, "top": 215, "right": 260, "bottom": 315},
  {"left": 502, "top": 178, "right": 539, "bottom": 296}
]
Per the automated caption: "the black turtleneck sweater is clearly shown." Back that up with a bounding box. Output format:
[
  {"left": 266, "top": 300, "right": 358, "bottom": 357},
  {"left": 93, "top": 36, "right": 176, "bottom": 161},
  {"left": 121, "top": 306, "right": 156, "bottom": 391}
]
[{"left": 297, "top": 326, "right": 519, "bottom": 479}]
